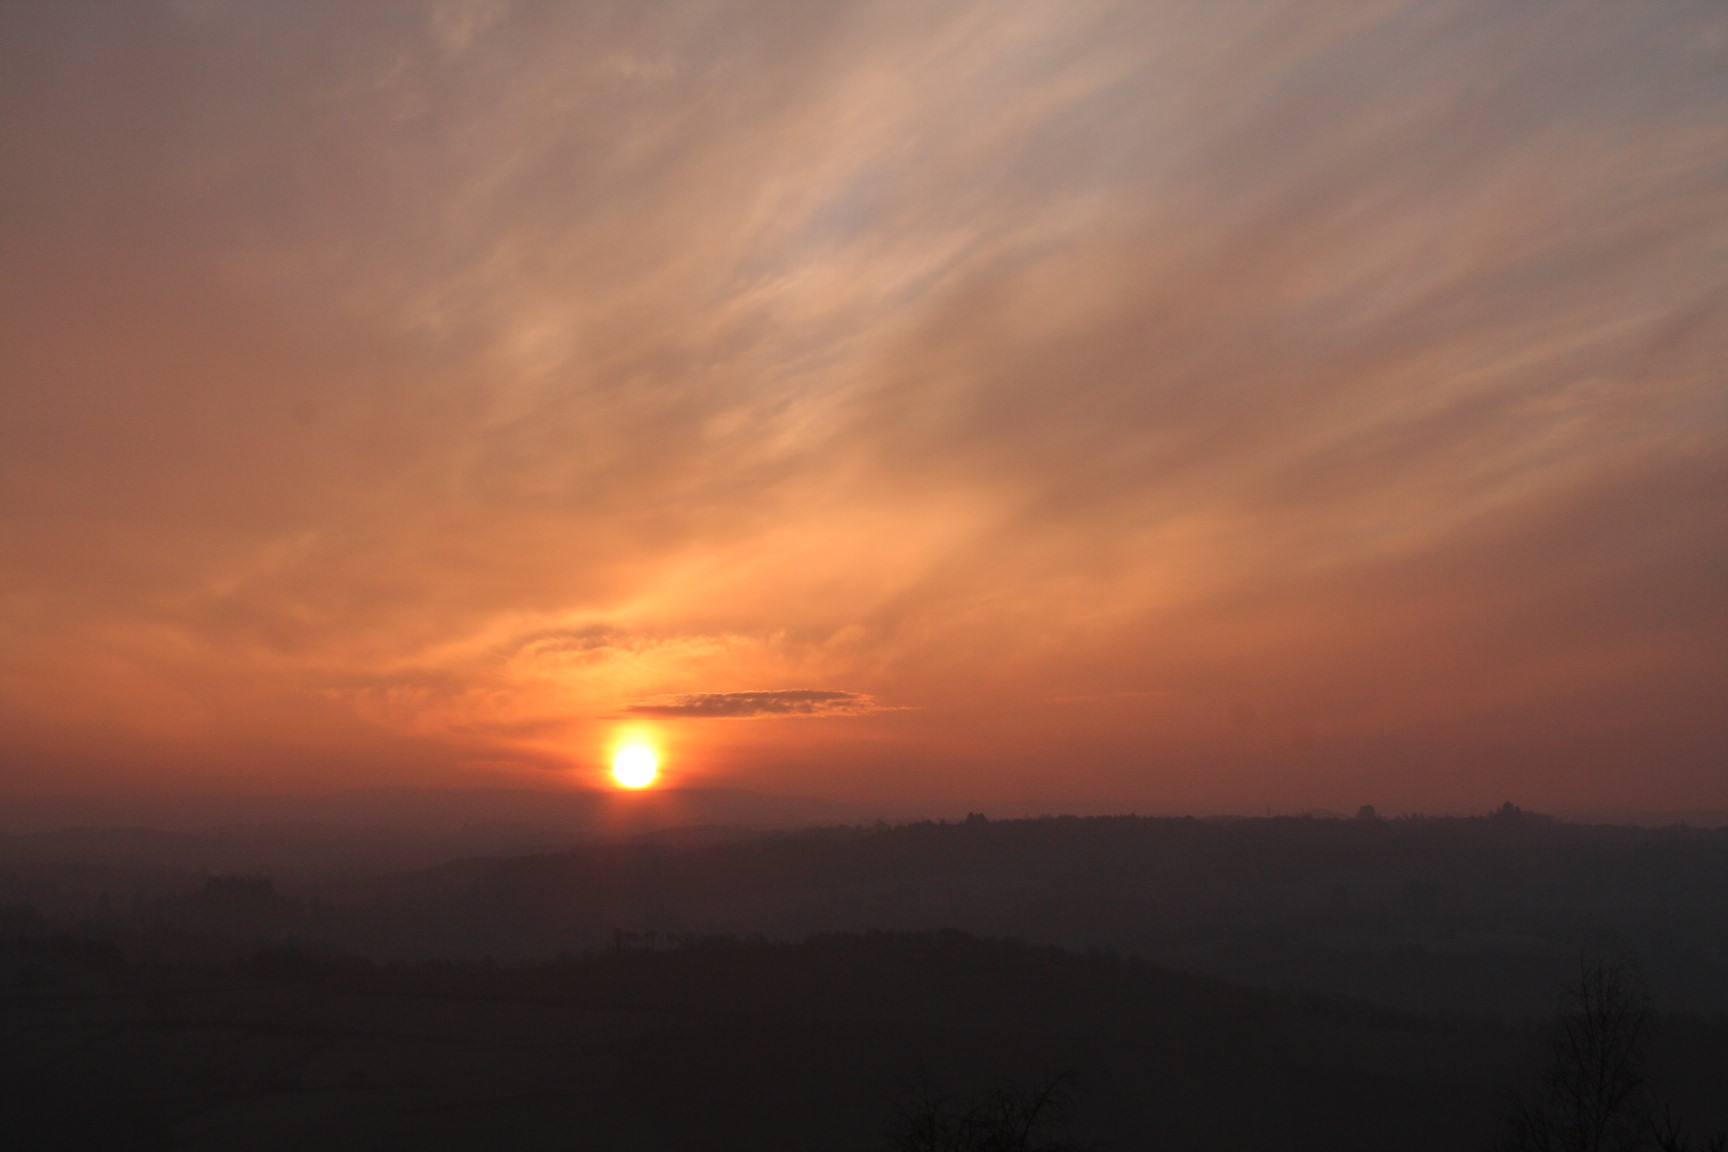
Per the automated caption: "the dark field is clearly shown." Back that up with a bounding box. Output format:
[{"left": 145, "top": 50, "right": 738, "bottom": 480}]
[{"left": 2, "top": 931, "right": 1697, "bottom": 1152}]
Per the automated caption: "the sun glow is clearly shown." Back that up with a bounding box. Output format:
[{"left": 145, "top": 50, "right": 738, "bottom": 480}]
[{"left": 610, "top": 744, "right": 660, "bottom": 788}]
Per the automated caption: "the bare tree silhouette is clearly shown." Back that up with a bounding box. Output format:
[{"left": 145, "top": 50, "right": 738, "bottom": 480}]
[
  {"left": 1497, "top": 956, "right": 1724, "bottom": 1152},
  {"left": 888, "top": 1069, "right": 1094, "bottom": 1152},
  {"left": 1651, "top": 1107, "right": 1728, "bottom": 1152}
]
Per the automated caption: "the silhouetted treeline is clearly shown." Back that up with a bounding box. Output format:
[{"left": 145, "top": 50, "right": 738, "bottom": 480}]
[
  {"left": 6, "top": 810, "right": 1728, "bottom": 1015},
  {"left": 3, "top": 811, "right": 1728, "bottom": 1015},
  {"left": 278, "top": 811, "right": 1728, "bottom": 1013}
]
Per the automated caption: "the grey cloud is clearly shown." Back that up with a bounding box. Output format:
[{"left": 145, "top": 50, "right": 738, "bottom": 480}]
[{"left": 625, "top": 691, "right": 875, "bottom": 718}]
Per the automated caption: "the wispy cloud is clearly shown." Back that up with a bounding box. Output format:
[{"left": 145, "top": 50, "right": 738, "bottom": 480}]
[{"left": 0, "top": 0, "right": 1724, "bottom": 806}]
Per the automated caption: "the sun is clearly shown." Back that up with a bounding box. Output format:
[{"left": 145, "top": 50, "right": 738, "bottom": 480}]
[{"left": 610, "top": 744, "right": 659, "bottom": 789}]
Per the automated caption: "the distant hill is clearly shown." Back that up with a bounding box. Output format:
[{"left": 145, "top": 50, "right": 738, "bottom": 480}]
[
  {"left": 17, "top": 808, "right": 1724, "bottom": 1017},
  {"left": 0, "top": 786, "right": 880, "bottom": 875}
]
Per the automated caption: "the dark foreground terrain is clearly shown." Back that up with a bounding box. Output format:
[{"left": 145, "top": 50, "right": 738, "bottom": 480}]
[
  {"left": 3, "top": 808, "right": 1727, "bottom": 1149},
  {"left": 5, "top": 931, "right": 1727, "bottom": 1151}
]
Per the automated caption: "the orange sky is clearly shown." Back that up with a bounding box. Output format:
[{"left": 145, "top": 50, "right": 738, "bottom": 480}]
[{"left": 1, "top": 0, "right": 1725, "bottom": 812}]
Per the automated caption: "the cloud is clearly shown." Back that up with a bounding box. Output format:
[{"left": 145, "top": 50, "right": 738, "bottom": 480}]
[
  {"left": 624, "top": 690, "right": 876, "bottom": 719},
  {"left": 0, "top": 0, "right": 1724, "bottom": 806}
]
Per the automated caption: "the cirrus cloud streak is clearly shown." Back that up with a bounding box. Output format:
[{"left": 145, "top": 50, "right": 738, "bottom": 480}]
[{"left": 0, "top": 0, "right": 1724, "bottom": 809}]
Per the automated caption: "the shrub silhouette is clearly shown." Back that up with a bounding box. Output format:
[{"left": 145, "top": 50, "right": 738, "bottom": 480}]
[{"left": 887, "top": 1069, "right": 1093, "bottom": 1152}]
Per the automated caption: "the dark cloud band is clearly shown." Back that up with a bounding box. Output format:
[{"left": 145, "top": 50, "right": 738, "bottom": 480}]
[{"left": 625, "top": 691, "right": 873, "bottom": 718}]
